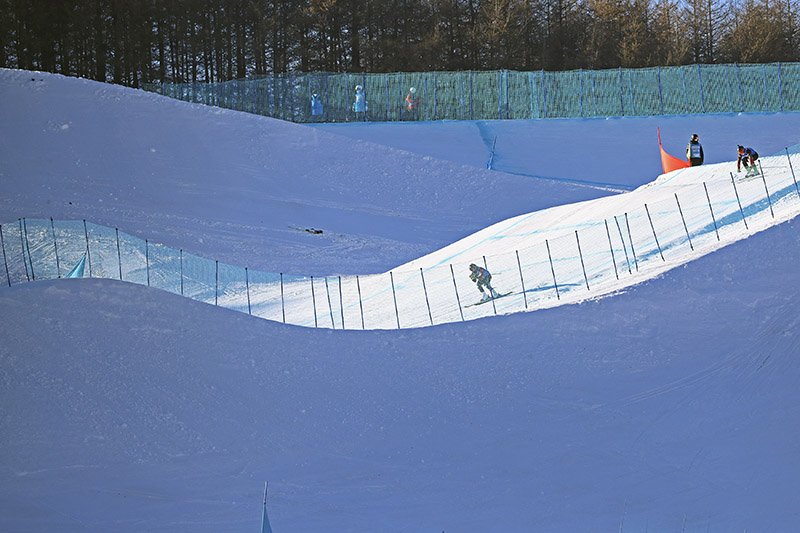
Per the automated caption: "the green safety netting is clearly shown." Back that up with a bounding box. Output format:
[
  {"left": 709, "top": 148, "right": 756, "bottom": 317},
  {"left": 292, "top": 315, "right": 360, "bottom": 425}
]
[{"left": 142, "top": 63, "right": 800, "bottom": 123}]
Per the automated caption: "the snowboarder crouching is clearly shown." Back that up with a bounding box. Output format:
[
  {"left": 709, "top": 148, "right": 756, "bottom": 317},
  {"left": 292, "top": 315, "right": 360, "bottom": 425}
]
[
  {"left": 737, "top": 145, "right": 759, "bottom": 174},
  {"left": 469, "top": 263, "right": 499, "bottom": 302}
]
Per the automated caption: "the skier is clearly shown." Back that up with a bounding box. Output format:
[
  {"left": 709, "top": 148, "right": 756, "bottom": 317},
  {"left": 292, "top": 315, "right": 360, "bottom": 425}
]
[
  {"left": 737, "top": 145, "right": 759, "bottom": 175},
  {"left": 351, "top": 85, "right": 367, "bottom": 120},
  {"left": 310, "top": 93, "right": 323, "bottom": 120},
  {"left": 686, "top": 133, "right": 704, "bottom": 166},
  {"left": 405, "top": 87, "right": 421, "bottom": 120},
  {"left": 469, "top": 263, "right": 499, "bottom": 302}
]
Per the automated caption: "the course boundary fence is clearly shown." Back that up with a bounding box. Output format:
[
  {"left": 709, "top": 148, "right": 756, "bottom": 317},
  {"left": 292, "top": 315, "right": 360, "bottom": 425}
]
[
  {"left": 3, "top": 145, "right": 799, "bottom": 330},
  {"left": 141, "top": 63, "right": 800, "bottom": 123}
]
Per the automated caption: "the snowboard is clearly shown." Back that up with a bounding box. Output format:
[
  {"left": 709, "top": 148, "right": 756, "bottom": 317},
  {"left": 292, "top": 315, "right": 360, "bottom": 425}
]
[{"left": 465, "top": 291, "right": 513, "bottom": 307}]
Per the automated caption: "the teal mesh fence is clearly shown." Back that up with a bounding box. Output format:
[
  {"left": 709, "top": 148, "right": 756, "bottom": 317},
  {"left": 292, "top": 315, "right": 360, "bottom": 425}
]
[
  {"left": 142, "top": 63, "right": 800, "bottom": 123},
  {"left": 4, "top": 145, "right": 799, "bottom": 329}
]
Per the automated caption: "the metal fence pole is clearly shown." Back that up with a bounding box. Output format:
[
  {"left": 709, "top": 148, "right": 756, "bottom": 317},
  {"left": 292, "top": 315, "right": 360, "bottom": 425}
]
[
  {"left": 614, "top": 215, "right": 632, "bottom": 274},
  {"left": 545, "top": 240, "right": 560, "bottom": 299},
  {"left": 280, "top": 273, "right": 286, "bottom": 323},
  {"left": 450, "top": 264, "right": 465, "bottom": 321},
  {"left": 246, "top": 267, "right": 252, "bottom": 315},
  {"left": 51, "top": 218, "right": 61, "bottom": 278},
  {"left": 786, "top": 148, "right": 799, "bottom": 199},
  {"left": 575, "top": 230, "right": 590, "bottom": 290},
  {"left": 19, "top": 219, "right": 29, "bottom": 281},
  {"left": 310, "top": 275, "right": 317, "bottom": 327},
  {"left": 515, "top": 250, "right": 528, "bottom": 308},
  {"left": 325, "top": 277, "right": 335, "bottom": 329},
  {"left": 23, "top": 218, "right": 35, "bottom": 280},
  {"left": 0, "top": 225, "right": 10, "bottom": 286},
  {"left": 338, "top": 276, "right": 344, "bottom": 329},
  {"left": 356, "top": 275, "right": 365, "bottom": 330},
  {"left": 674, "top": 193, "right": 694, "bottom": 250},
  {"left": 390, "top": 271, "right": 400, "bottom": 329},
  {"left": 730, "top": 173, "right": 749, "bottom": 229},
  {"left": 624, "top": 213, "right": 639, "bottom": 271},
  {"left": 83, "top": 219, "right": 92, "bottom": 277},
  {"left": 420, "top": 268, "right": 434, "bottom": 324},
  {"left": 482, "top": 256, "right": 498, "bottom": 315},
  {"left": 758, "top": 160, "right": 775, "bottom": 218},
  {"left": 604, "top": 220, "right": 619, "bottom": 280},
  {"left": 703, "top": 183, "right": 720, "bottom": 241},
  {"left": 644, "top": 204, "right": 665, "bottom": 261}
]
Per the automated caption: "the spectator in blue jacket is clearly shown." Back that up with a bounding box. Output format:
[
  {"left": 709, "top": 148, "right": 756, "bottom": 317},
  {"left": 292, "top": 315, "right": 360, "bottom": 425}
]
[
  {"left": 351, "top": 85, "right": 367, "bottom": 120},
  {"left": 310, "top": 93, "right": 323, "bottom": 120}
]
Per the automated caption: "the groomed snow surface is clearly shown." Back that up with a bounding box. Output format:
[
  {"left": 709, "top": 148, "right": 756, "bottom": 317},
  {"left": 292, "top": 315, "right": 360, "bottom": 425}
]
[{"left": 1, "top": 68, "right": 800, "bottom": 531}]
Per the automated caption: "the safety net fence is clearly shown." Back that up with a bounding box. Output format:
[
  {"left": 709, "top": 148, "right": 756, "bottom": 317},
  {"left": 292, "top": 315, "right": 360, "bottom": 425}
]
[
  {"left": 3, "top": 145, "right": 799, "bottom": 330},
  {"left": 141, "top": 63, "right": 800, "bottom": 123}
]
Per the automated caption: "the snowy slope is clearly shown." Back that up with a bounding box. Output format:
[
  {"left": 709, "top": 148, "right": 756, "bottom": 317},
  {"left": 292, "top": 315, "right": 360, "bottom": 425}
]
[{"left": 2, "top": 69, "right": 800, "bottom": 531}]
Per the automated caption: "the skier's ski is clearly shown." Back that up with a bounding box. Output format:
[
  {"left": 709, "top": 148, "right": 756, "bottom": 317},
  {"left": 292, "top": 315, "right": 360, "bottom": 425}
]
[{"left": 465, "top": 292, "right": 513, "bottom": 307}]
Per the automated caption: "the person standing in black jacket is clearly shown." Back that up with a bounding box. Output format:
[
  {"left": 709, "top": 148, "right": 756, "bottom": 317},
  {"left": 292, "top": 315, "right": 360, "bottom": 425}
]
[{"left": 686, "top": 133, "right": 704, "bottom": 166}]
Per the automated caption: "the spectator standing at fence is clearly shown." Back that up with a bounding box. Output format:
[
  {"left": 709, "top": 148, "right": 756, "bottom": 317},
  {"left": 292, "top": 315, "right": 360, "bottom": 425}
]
[
  {"left": 469, "top": 263, "right": 499, "bottom": 302},
  {"left": 351, "top": 85, "right": 367, "bottom": 121},
  {"left": 310, "top": 93, "right": 323, "bottom": 121},
  {"left": 405, "top": 87, "right": 421, "bottom": 120},
  {"left": 686, "top": 133, "right": 704, "bottom": 166},
  {"left": 737, "top": 145, "right": 759, "bottom": 175}
]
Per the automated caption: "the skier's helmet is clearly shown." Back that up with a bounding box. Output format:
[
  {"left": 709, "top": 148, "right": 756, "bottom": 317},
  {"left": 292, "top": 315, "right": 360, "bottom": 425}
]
[
  {"left": 312, "top": 93, "right": 318, "bottom": 98},
  {"left": 691, "top": 133, "right": 699, "bottom": 141},
  {"left": 738, "top": 145, "right": 745, "bottom": 153},
  {"left": 355, "top": 85, "right": 362, "bottom": 91},
  {"left": 410, "top": 87, "right": 416, "bottom": 93},
  {"left": 469, "top": 263, "right": 478, "bottom": 271}
]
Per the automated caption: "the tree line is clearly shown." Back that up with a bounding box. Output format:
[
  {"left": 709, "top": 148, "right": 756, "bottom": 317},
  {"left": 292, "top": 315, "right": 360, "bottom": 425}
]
[{"left": 1, "top": 0, "right": 798, "bottom": 87}]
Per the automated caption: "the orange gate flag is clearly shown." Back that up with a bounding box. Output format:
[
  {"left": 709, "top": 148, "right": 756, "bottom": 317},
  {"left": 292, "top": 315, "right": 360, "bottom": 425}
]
[{"left": 658, "top": 127, "right": 691, "bottom": 174}]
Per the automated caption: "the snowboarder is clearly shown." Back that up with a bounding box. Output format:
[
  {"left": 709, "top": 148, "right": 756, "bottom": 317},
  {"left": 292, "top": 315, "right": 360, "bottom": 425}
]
[
  {"left": 469, "top": 263, "right": 499, "bottom": 302},
  {"left": 686, "top": 133, "right": 704, "bottom": 166},
  {"left": 310, "top": 93, "right": 323, "bottom": 119},
  {"left": 351, "top": 85, "right": 367, "bottom": 120},
  {"left": 405, "top": 87, "right": 421, "bottom": 120},
  {"left": 737, "top": 145, "right": 759, "bottom": 175}
]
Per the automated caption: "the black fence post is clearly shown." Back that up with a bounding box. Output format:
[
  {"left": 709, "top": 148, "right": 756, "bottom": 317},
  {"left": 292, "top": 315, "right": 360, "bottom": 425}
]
[
  {"left": 22, "top": 218, "right": 34, "bottom": 281},
  {"left": 786, "top": 147, "right": 799, "bottom": 199},
  {"left": 730, "top": 173, "right": 749, "bottom": 229},
  {"left": 482, "top": 256, "right": 498, "bottom": 315},
  {"left": 0, "top": 225, "right": 10, "bottom": 286},
  {"left": 246, "top": 267, "right": 252, "bottom": 316},
  {"left": 758, "top": 160, "right": 774, "bottom": 218},
  {"left": 702, "top": 183, "right": 720, "bottom": 241},
  {"left": 644, "top": 204, "right": 665, "bottom": 261},
  {"left": 19, "top": 219, "right": 29, "bottom": 281},
  {"left": 214, "top": 259, "right": 218, "bottom": 305},
  {"left": 614, "top": 215, "right": 632, "bottom": 274},
  {"left": 83, "top": 219, "right": 92, "bottom": 277},
  {"left": 575, "top": 230, "right": 590, "bottom": 290},
  {"left": 450, "top": 264, "right": 465, "bottom": 321},
  {"left": 51, "top": 218, "right": 61, "bottom": 278},
  {"left": 390, "top": 272, "right": 400, "bottom": 329},
  {"left": 310, "top": 275, "right": 318, "bottom": 327},
  {"left": 674, "top": 193, "right": 694, "bottom": 251},
  {"left": 545, "top": 240, "right": 560, "bottom": 300},
  {"left": 624, "top": 213, "right": 638, "bottom": 272},
  {"left": 420, "top": 267, "right": 434, "bottom": 325},
  {"left": 604, "top": 220, "right": 619, "bottom": 280},
  {"left": 338, "top": 276, "right": 344, "bottom": 329},
  {"left": 116, "top": 228, "right": 122, "bottom": 280},
  {"left": 356, "top": 275, "right": 365, "bottom": 330},
  {"left": 325, "top": 277, "right": 335, "bottom": 329},
  {"left": 179, "top": 249, "right": 183, "bottom": 295},
  {"left": 515, "top": 250, "right": 529, "bottom": 308},
  {"left": 280, "top": 273, "right": 286, "bottom": 323},
  {"left": 145, "top": 240, "right": 151, "bottom": 286}
]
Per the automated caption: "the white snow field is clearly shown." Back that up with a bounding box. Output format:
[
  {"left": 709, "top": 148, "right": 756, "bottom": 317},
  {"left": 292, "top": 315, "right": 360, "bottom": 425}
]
[{"left": 2, "top": 68, "right": 800, "bottom": 531}]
